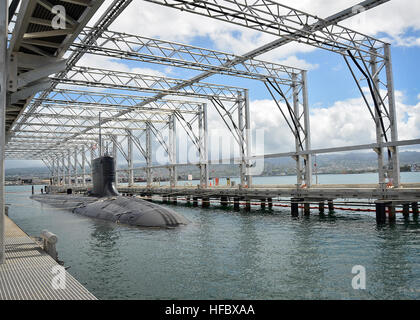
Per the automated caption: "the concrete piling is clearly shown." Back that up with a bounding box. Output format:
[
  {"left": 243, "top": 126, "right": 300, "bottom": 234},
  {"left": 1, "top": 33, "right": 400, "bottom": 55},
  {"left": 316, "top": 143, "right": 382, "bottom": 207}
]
[
  {"left": 376, "top": 202, "right": 386, "bottom": 224},
  {"left": 245, "top": 199, "right": 251, "bottom": 211},
  {"left": 402, "top": 204, "right": 410, "bottom": 220},
  {"left": 412, "top": 202, "right": 419, "bottom": 218},
  {"left": 260, "top": 199, "right": 266, "bottom": 209},
  {"left": 234, "top": 198, "right": 240, "bottom": 210},
  {"left": 304, "top": 202, "right": 310, "bottom": 216},
  {"left": 202, "top": 197, "right": 210, "bottom": 208},
  {"left": 387, "top": 204, "right": 396, "bottom": 222},
  {"left": 319, "top": 202, "right": 325, "bottom": 215},
  {"left": 221, "top": 196, "right": 228, "bottom": 206},
  {"left": 328, "top": 200, "right": 334, "bottom": 214},
  {"left": 291, "top": 198, "right": 299, "bottom": 217},
  {"left": 193, "top": 197, "right": 198, "bottom": 207},
  {"left": 268, "top": 198, "right": 273, "bottom": 209}
]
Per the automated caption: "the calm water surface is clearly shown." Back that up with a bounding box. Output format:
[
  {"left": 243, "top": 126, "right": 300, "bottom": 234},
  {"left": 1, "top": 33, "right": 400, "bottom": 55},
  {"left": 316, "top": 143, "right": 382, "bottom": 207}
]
[{"left": 5, "top": 172, "right": 420, "bottom": 300}]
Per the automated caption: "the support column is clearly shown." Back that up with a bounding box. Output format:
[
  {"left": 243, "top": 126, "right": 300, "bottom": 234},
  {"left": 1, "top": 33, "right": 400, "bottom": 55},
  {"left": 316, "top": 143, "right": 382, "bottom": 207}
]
[
  {"left": 244, "top": 89, "right": 252, "bottom": 188},
  {"left": 291, "top": 198, "right": 299, "bottom": 217},
  {"left": 127, "top": 130, "right": 134, "bottom": 187},
  {"left": 376, "top": 202, "right": 387, "bottom": 224},
  {"left": 260, "top": 199, "right": 266, "bottom": 209},
  {"left": 67, "top": 151, "right": 72, "bottom": 185},
  {"left": 146, "top": 123, "right": 152, "bottom": 188},
  {"left": 169, "top": 115, "right": 177, "bottom": 188},
  {"left": 81, "top": 146, "right": 86, "bottom": 186},
  {"left": 412, "top": 202, "right": 419, "bottom": 218},
  {"left": 221, "top": 196, "right": 228, "bottom": 206},
  {"left": 73, "top": 148, "right": 78, "bottom": 185},
  {"left": 302, "top": 71, "right": 312, "bottom": 187},
  {"left": 234, "top": 197, "right": 240, "bottom": 210},
  {"left": 193, "top": 197, "right": 198, "bottom": 207},
  {"left": 328, "top": 200, "right": 334, "bottom": 214},
  {"left": 304, "top": 202, "right": 310, "bottom": 216},
  {"left": 387, "top": 204, "right": 396, "bottom": 222},
  {"left": 202, "top": 197, "right": 210, "bottom": 208},
  {"left": 292, "top": 74, "right": 303, "bottom": 186},
  {"left": 111, "top": 136, "right": 117, "bottom": 186},
  {"left": 402, "top": 204, "right": 410, "bottom": 220},
  {"left": 61, "top": 156, "right": 66, "bottom": 186},
  {"left": 319, "top": 201, "right": 325, "bottom": 215},
  {"left": 371, "top": 50, "right": 386, "bottom": 185},
  {"left": 384, "top": 44, "right": 401, "bottom": 187},
  {"left": 238, "top": 93, "right": 246, "bottom": 188},
  {"left": 268, "top": 198, "right": 273, "bottom": 209},
  {"left": 199, "top": 103, "right": 209, "bottom": 188},
  {"left": 0, "top": 0, "right": 8, "bottom": 264}
]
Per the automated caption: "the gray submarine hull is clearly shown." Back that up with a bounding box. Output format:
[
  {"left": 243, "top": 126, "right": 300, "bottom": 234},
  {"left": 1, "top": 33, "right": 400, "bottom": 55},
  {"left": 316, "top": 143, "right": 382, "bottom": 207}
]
[{"left": 31, "top": 156, "right": 189, "bottom": 228}]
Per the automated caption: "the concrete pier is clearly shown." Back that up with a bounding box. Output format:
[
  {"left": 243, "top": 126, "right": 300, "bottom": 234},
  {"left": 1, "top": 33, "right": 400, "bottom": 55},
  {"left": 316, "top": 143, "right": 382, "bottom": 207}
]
[
  {"left": 376, "top": 202, "right": 387, "bottom": 224},
  {"left": 291, "top": 198, "right": 299, "bottom": 217},
  {"left": 412, "top": 202, "right": 419, "bottom": 217},
  {"left": 221, "top": 196, "right": 228, "bottom": 206},
  {"left": 202, "top": 197, "right": 210, "bottom": 208},
  {"left": 402, "top": 204, "right": 410, "bottom": 220},
  {"left": 304, "top": 202, "right": 310, "bottom": 216},
  {"left": 328, "top": 200, "right": 334, "bottom": 214},
  {"left": 234, "top": 198, "right": 240, "bottom": 210},
  {"left": 268, "top": 198, "right": 273, "bottom": 209},
  {"left": 0, "top": 216, "right": 96, "bottom": 300},
  {"left": 319, "top": 202, "right": 325, "bottom": 215}
]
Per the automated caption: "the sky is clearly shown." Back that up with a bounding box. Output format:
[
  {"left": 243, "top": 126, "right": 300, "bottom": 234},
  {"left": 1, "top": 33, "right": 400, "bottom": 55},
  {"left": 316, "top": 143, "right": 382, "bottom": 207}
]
[{"left": 6, "top": 0, "right": 420, "bottom": 169}]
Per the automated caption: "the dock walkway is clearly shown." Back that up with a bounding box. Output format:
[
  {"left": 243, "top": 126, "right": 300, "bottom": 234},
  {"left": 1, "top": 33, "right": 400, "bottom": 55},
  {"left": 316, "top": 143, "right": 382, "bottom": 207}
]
[{"left": 0, "top": 216, "right": 96, "bottom": 300}]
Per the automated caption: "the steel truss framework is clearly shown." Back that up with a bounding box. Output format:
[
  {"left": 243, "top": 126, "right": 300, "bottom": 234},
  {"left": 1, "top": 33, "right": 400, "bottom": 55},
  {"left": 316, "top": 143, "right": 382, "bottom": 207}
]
[
  {"left": 2, "top": 0, "right": 411, "bottom": 194},
  {"left": 142, "top": 0, "right": 402, "bottom": 187}
]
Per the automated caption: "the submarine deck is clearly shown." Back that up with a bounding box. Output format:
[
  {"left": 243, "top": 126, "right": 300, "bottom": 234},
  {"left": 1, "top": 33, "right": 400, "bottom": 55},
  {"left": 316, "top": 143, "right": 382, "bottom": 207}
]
[{"left": 0, "top": 216, "right": 96, "bottom": 300}]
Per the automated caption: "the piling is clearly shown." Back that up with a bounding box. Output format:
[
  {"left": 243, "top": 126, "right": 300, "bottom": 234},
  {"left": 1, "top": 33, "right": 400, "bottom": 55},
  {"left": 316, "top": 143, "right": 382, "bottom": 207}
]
[
  {"left": 260, "top": 199, "right": 266, "bottom": 209},
  {"left": 268, "top": 198, "right": 273, "bottom": 209},
  {"left": 234, "top": 198, "right": 240, "bottom": 210},
  {"left": 221, "top": 196, "right": 228, "bottom": 206},
  {"left": 387, "top": 204, "right": 396, "bottom": 222},
  {"left": 402, "top": 204, "right": 410, "bottom": 220},
  {"left": 291, "top": 198, "right": 299, "bottom": 217},
  {"left": 412, "top": 202, "right": 419, "bottom": 218},
  {"left": 31, "top": 185, "right": 34, "bottom": 195},
  {"left": 319, "top": 202, "right": 325, "bottom": 215},
  {"left": 328, "top": 200, "right": 334, "bottom": 214},
  {"left": 304, "top": 202, "right": 310, "bottom": 216},
  {"left": 193, "top": 197, "right": 198, "bottom": 207},
  {"left": 245, "top": 199, "right": 251, "bottom": 211},
  {"left": 186, "top": 196, "right": 191, "bottom": 204},
  {"left": 202, "top": 197, "right": 210, "bottom": 208},
  {"left": 172, "top": 197, "right": 177, "bottom": 205},
  {"left": 375, "top": 202, "right": 386, "bottom": 224}
]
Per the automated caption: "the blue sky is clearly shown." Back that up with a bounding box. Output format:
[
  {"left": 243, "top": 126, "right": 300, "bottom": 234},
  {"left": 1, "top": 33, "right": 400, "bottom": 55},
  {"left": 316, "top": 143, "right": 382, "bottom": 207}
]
[{"left": 6, "top": 0, "right": 420, "bottom": 169}]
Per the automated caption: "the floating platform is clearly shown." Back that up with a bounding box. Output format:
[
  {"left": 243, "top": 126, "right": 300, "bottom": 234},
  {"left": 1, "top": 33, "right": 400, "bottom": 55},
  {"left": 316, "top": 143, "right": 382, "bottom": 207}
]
[{"left": 0, "top": 216, "right": 96, "bottom": 300}]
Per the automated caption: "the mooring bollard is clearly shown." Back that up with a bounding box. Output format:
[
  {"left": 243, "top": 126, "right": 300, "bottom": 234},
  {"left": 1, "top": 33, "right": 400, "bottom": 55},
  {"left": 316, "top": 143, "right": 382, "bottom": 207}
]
[{"left": 41, "top": 230, "right": 58, "bottom": 262}]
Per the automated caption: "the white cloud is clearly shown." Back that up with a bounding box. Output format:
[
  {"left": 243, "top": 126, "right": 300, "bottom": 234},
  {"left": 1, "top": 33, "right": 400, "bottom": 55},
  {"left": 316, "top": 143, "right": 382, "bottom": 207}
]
[{"left": 248, "top": 90, "right": 420, "bottom": 154}]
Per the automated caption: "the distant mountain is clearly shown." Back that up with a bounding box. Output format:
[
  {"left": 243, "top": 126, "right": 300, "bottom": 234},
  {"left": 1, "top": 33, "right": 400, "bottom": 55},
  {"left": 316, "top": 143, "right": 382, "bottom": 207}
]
[{"left": 5, "top": 151, "right": 420, "bottom": 178}]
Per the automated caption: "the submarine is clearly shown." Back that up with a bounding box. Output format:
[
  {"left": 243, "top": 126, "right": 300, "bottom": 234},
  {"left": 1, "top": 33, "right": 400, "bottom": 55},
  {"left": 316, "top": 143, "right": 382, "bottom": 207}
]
[{"left": 31, "top": 156, "right": 189, "bottom": 228}]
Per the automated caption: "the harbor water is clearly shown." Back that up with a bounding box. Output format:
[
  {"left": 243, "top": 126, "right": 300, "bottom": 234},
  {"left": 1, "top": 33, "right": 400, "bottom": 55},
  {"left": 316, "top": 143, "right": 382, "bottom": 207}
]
[{"left": 5, "top": 172, "right": 420, "bottom": 300}]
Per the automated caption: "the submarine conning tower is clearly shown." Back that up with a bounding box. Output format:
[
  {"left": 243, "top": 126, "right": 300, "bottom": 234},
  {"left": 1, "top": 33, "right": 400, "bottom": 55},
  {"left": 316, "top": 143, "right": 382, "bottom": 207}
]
[{"left": 92, "top": 156, "right": 119, "bottom": 197}]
